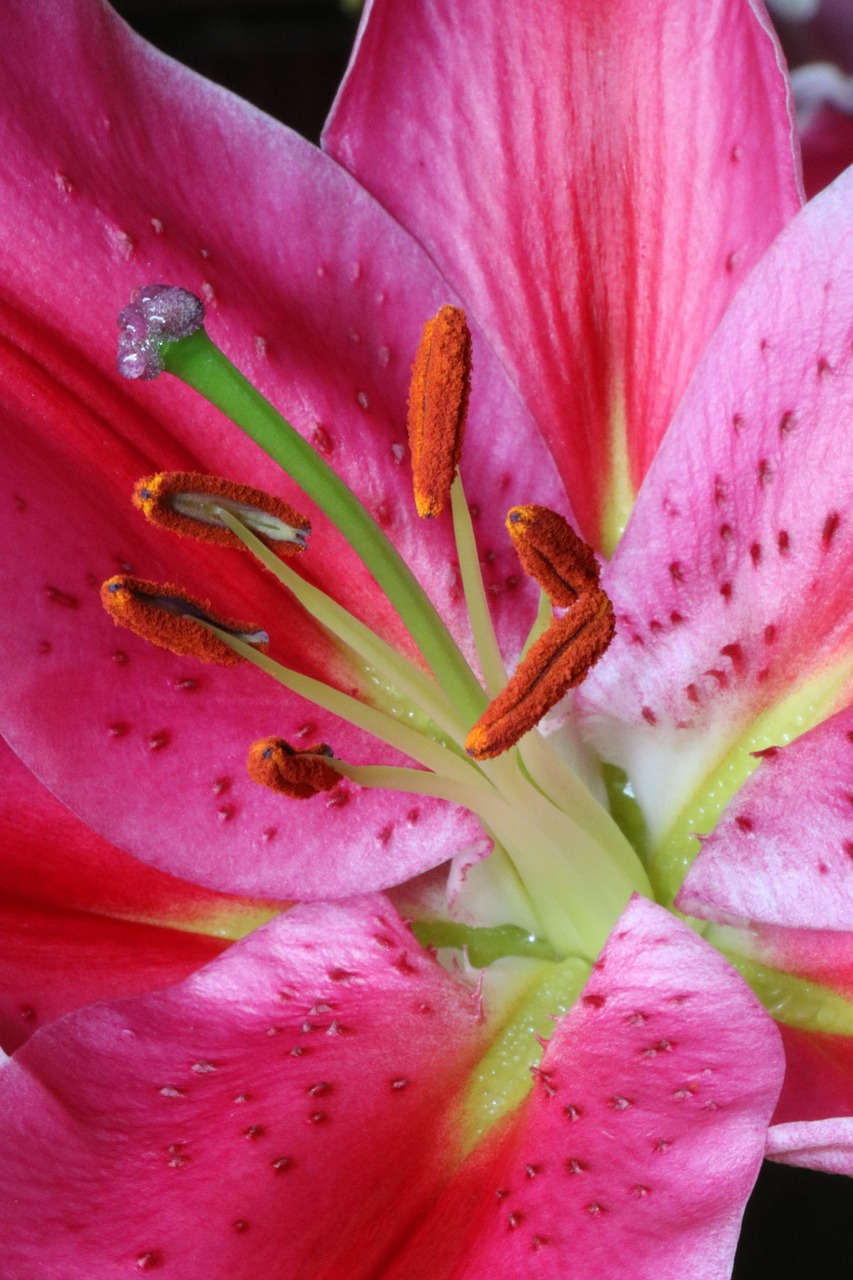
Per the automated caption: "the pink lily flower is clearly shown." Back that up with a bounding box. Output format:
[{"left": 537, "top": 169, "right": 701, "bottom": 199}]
[{"left": 0, "top": 0, "right": 852, "bottom": 1271}]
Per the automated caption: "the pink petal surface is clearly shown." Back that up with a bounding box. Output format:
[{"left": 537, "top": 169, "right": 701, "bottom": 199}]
[
  {"left": 0, "top": 736, "right": 281, "bottom": 931},
  {"left": 0, "top": 898, "right": 226, "bottom": 1054},
  {"left": 774, "top": 1023, "right": 853, "bottom": 1122},
  {"left": 0, "top": 897, "right": 488, "bottom": 1278},
  {"left": 324, "top": 0, "right": 802, "bottom": 546},
  {"left": 0, "top": 0, "right": 568, "bottom": 897},
  {"left": 676, "top": 710, "right": 853, "bottom": 1172},
  {"left": 766, "top": 1116, "right": 853, "bottom": 1174},
  {"left": 678, "top": 706, "right": 853, "bottom": 927},
  {"left": 579, "top": 164, "right": 853, "bottom": 842},
  {"left": 385, "top": 897, "right": 783, "bottom": 1279},
  {"left": 0, "top": 896, "right": 783, "bottom": 1277}
]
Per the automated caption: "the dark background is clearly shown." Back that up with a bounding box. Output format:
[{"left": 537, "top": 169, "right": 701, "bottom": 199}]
[{"left": 108, "top": 2, "right": 853, "bottom": 1275}]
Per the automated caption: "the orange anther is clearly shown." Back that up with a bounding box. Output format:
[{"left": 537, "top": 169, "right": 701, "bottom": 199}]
[
  {"left": 247, "top": 738, "right": 340, "bottom": 800},
  {"left": 407, "top": 305, "right": 472, "bottom": 518},
  {"left": 507, "top": 505, "right": 600, "bottom": 607},
  {"left": 100, "top": 576, "right": 268, "bottom": 666},
  {"left": 465, "top": 589, "right": 615, "bottom": 759},
  {"left": 132, "top": 472, "right": 310, "bottom": 553}
]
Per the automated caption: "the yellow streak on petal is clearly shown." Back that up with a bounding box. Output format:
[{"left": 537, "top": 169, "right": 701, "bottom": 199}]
[
  {"left": 461, "top": 955, "right": 589, "bottom": 1153},
  {"left": 651, "top": 655, "right": 853, "bottom": 906},
  {"left": 600, "top": 390, "right": 635, "bottom": 558}
]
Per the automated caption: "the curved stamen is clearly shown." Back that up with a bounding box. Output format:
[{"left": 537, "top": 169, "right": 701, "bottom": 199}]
[
  {"left": 101, "top": 576, "right": 268, "bottom": 665},
  {"left": 133, "top": 472, "right": 310, "bottom": 553}
]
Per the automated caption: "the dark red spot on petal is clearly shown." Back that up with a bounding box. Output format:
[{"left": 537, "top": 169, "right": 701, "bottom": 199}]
[{"left": 823, "top": 511, "right": 841, "bottom": 550}]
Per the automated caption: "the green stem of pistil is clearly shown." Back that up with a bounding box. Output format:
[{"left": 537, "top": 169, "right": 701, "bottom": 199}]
[{"left": 164, "top": 328, "right": 487, "bottom": 723}]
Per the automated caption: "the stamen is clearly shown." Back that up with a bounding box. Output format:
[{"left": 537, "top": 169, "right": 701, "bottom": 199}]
[
  {"left": 116, "top": 285, "right": 205, "bottom": 380},
  {"left": 132, "top": 472, "right": 310, "bottom": 553},
  {"left": 465, "top": 589, "right": 615, "bottom": 759},
  {"left": 407, "top": 305, "right": 472, "bottom": 518},
  {"left": 101, "top": 576, "right": 268, "bottom": 665},
  {"left": 507, "top": 505, "right": 600, "bottom": 606},
  {"left": 247, "top": 738, "right": 339, "bottom": 800}
]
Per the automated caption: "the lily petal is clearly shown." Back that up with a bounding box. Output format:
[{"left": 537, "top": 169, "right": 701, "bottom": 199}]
[
  {"left": 325, "top": 0, "right": 802, "bottom": 548},
  {"left": 0, "top": 898, "right": 489, "bottom": 1276},
  {"left": 0, "top": 898, "right": 227, "bottom": 1054},
  {"left": 0, "top": 0, "right": 567, "bottom": 898},
  {"left": 386, "top": 897, "right": 783, "bottom": 1278},
  {"left": 0, "top": 896, "right": 783, "bottom": 1277},
  {"left": 579, "top": 164, "right": 853, "bottom": 890},
  {"left": 678, "top": 707, "right": 853, "bottom": 929},
  {"left": 677, "top": 709, "right": 853, "bottom": 1170},
  {"left": 0, "top": 737, "right": 281, "bottom": 935}
]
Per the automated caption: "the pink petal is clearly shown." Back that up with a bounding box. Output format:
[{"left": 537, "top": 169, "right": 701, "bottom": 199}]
[
  {"left": 0, "top": 895, "right": 782, "bottom": 1277},
  {"left": 0, "top": 898, "right": 227, "bottom": 1054},
  {"left": 0, "top": 737, "right": 282, "bottom": 932},
  {"left": 325, "top": 0, "right": 802, "bottom": 546},
  {"left": 0, "top": 897, "right": 488, "bottom": 1276},
  {"left": 385, "top": 897, "right": 783, "bottom": 1277},
  {"left": 579, "top": 164, "right": 853, "bottom": 851},
  {"left": 766, "top": 1115, "right": 853, "bottom": 1173},
  {"left": 676, "top": 712, "right": 853, "bottom": 1170},
  {"left": 0, "top": 0, "right": 567, "bottom": 897},
  {"left": 678, "top": 707, "right": 853, "bottom": 928}
]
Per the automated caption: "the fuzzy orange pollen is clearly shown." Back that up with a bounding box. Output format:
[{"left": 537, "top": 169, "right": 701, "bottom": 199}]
[
  {"left": 247, "top": 738, "right": 340, "bottom": 800},
  {"left": 407, "top": 305, "right": 472, "bottom": 518},
  {"left": 506, "top": 505, "right": 601, "bottom": 607},
  {"left": 100, "top": 576, "right": 268, "bottom": 666},
  {"left": 465, "top": 588, "right": 615, "bottom": 760},
  {"left": 132, "top": 471, "right": 310, "bottom": 553}
]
